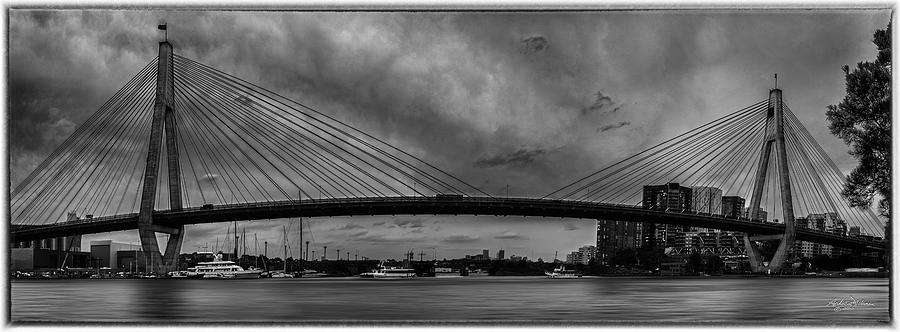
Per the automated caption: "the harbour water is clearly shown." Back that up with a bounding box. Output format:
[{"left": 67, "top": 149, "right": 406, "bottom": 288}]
[{"left": 11, "top": 277, "right": 890, "bottom": 323}]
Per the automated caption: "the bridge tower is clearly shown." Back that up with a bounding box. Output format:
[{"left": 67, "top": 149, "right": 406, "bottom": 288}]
[
  {"left": 744, "top": 88, "right": 796, "bottom": 273},
  {"left": 136, "top": 40, "right": 184, "bottom": 274}
]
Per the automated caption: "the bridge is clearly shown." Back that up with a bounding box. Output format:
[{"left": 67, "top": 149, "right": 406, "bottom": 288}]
[
  {"left": 11, "top": 36, "right": 887, "bottom": 274},
  {"left": 13, "top": 197, "right": 884, "bottom": 252}
]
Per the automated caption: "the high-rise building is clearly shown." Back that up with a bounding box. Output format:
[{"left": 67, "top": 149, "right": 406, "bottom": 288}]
[
  {"left": 578, "top": 245, "right": 596, "bottom": 264},
  {"left": 596, "top": 220, "right": 643, "bottom": 266},
  {"left": 721, "top": 196, "right": 745, "bottom": 218},
  {"left": 643, "top": 183, "right": 693, "bottom": 212},
  {"left": 482, "top": 249, "right": 490, "bottom": 261},
  {"left": 691, "top": 187, "right": 723, "bottom": 215},
  {"left": 849, "top": 226, "right": 861, "bottom": 237},
  {"left": 497, "top": 249, "right": 505, "bottom": 260},
  {"left": 642, "top": 183, "right": 693, "bottom": 249},
  {"left": 690, "top": 186, "right": 723, "bottom": 233},
  {"left": 745, "top": 207, "right": 768, "bottom": 222},
  {"left": 565, "top": 245, "right": 596, "bottom": 265}
]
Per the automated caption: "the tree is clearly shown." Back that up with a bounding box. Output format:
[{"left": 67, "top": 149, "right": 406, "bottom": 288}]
[{"left": 826, "top": 23, "right": 891, "bottom": 217}]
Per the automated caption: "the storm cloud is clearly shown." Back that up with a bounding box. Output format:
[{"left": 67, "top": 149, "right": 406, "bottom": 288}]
[
  {"left": 520, "top": 35, "right": 549, "bottom": 54},
  {"left": 599, "top": 121, "right": 631, "bottom": 132},
  {"left": 474, "top": 148, "right": 546, "bottom": 168}
]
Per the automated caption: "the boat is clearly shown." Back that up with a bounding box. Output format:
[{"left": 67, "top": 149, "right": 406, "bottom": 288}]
[
  {"left": 360, "top": 263, "right": 417, "bottom": 279},
  {"left": 434, "top": 266, "right": 463, "bottom": 278},
  {"left": 268, "top": 270, "right": 294, "bottom": 278},
  {"left": 545, "top": 265, "right": 583, "bottom": 279},
  {"left": 195, "top": 253, "right": 263, "bottom": 279},
  {"left": 298, "top": 269, "right": 328, "bottom": 278}
]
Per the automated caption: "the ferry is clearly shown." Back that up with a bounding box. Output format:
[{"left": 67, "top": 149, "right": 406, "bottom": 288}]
[
  {"left": 195, "top": 254, "right": 263, "bottom": 279},
  {"left": 545, "top": 265, "right": 583, "bottom": 279},
  {"left": 360, "top": 264, "right": 417, "bottom": 279}
]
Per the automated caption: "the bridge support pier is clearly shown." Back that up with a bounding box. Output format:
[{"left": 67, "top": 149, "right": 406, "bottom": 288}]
[
  {"left": 744, "top": 88, "right": 796, "bottom": 273},
  {"left": 136, "top": 40, "right": 183, "bottom": 275}
]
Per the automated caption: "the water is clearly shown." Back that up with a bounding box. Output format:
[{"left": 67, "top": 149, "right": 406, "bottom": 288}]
[{"left": 11, "top": 277, "right": 890, "bottom": 324}]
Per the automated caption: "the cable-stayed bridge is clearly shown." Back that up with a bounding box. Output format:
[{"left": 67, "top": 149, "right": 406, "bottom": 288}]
[{"left": 11, "top": 40, "right": 887, "bottom": 274}]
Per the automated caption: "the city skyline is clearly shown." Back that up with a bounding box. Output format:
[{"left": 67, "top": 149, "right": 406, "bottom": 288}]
[{"left": 9, "top": 10, "right": 890, "bottom": 260}]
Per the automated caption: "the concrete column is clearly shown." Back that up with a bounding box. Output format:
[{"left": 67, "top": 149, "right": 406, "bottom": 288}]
[
  {"left": 743, "top": 89, "right": 796, "bottom": 273},
  {"left": 768, "top": 89, "right": 796, "bottom": 270},
  {"left": 137, "top": 41, "right": 177, "bottom": 274}
]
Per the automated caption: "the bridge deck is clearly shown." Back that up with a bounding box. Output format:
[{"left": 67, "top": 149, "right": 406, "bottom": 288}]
[{"left": 11, "top": 196, "right": 885, "bottom": 251}]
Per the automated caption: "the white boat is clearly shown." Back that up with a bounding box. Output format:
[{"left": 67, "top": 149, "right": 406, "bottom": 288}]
[
  {"left": 268, "top": 270, "right": 294, "bottom": 278},
  {"left": 298, "top": 269, "right": 328, "bottom": 278},
  {"left": 195, "top": 253, "right": 262, "bottom": 279},
  {"left": 360, "top": 264, "right": 417, "bottom": 279},
  {"left": 545, "top": 265, "right": 583, "bottom": 279},
  {"left": 434, "top": 267, "right": 463, "bottom": 278}
]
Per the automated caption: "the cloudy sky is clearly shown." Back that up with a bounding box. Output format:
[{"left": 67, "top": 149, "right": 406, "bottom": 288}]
[{"left": 8, "top": 9, "right": 890, "bottom": 260}]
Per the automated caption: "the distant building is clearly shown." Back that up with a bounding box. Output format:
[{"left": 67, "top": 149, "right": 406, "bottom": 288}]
[
  {"left": 691, "top": 187, "right": 723, "bottom": 215},
  {"left": 578, "top": 245, "right": 596, "bottom": 264},
  {"left": 793, "top": 212, "right": 846, "bottom": 257},
  {"left": 849, "top": 226, "right": 861, "bottom": 237},
  {"left": 483, "top": 249, "right": 490, "bottom": 261},
  {"left": 10, "top": 245, "right": 90, "bottom": 272},
  {"left": 497, "top": 249, "right": 505, "bottom": 260},
  {"left": 117, "top": 250, "right": 149, "bottom": 273},
  {"left": 721, "top": 196, "right": 745, "bottom": 218},
  {"left": 566, "top": 245, "right": 596, "bottom": 265},
  {"left": 596, "top": 220, "right": 643, "bottom": 266},
  {"left": 90, "top": 240, "right": 140, "bottom": 270},
  {"left": 745, "top": 207, "right": 768, "bottom": 222},
  {"left": 642, "top": 183, "right": 693, "bottom": 249},
  {"left": 643, "top": 183, "right": 693, "bottom": 212}
]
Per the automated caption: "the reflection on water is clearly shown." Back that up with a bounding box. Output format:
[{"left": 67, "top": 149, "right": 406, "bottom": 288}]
[{"left": 11, "top": 277, "right": 889, "bottom": 323}]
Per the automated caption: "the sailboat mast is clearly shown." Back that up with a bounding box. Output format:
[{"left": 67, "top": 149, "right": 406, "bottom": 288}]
[{"left": 233, "top": 220, "right": 238, "bottom": 261}]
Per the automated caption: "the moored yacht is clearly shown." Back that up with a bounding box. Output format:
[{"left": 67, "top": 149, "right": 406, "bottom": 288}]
[
  {"left": 196, "top": 253, "right": 263, "bottom": 279},
  {"left": 360, "top": 263, "right": 417, "bottom": 279},
  {"left": 545, "top": 265, "right": 583, "bottom": 279}
]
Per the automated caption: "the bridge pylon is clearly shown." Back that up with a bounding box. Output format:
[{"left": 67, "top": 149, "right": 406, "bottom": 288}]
[
  {"left": 136, "top": 40, "right": 184, "bottom": 274},
  {"left": 744, "top": 88, "right": 796, "bottom": 273}
]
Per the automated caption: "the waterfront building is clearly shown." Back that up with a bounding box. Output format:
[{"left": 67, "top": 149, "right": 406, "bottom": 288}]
[
  {"left": 565, "top": 251, "right": 581, "bottom": 264},
  {"left": 564, "top": 245, "right": 596, "bottom": 265},
  {"left": 483, "top": 249, "right": 490, "bottom": 261},
  {"left": 721, "top": 196, "right": 745, "bottom": 218},
  {"left": 744, "top": 207, "right": 768, "bottom": 222},
  {"left": 642, "top": 183, "right": 693, "bottom": 249},
  {"left": 10, "top": 245, "right": 90, "bottom": 272},
  {"left": 596, "top": 219, "right": 643, "bottom": 266},
  {"left": 497, "top": 249, "right": 505, "bottom": 260},
  {"left": 643, "top": 183, "right": 693, "bottom": 212},
  {"left": 849, "top": 226, "right": 861, "bottom": 237},
  {"left": 578, "top": 245, "right": 596, "bottom": 264},
  {"left": 691, "top": 187, "right": 723, "bottom": 215},
  {"left": 90, "top": 240, "right": 141, "bottom": 270}
]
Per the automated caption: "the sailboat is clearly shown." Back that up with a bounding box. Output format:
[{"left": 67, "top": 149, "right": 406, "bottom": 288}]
[{"left": 269, "top": 225, "right": 294, "bottom": 278}]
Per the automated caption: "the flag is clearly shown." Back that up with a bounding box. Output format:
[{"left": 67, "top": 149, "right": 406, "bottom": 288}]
[{"left": 158, "top": 24, "right": 167, "bottom": 30}]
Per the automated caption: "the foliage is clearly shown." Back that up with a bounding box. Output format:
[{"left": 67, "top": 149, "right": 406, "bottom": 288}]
[{"left": 826, "top": 23, "right": 892, "bottom": 217}]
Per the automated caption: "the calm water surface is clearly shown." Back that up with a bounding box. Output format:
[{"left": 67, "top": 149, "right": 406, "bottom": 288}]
[{"left": 11, "top": 277, "right": 890, "bottom": 323}]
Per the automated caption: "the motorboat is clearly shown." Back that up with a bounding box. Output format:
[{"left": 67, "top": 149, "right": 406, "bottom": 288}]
[
  {"left": 195, "top": 253, "right": 262, "bottom": 279},
  {"left": 545, "top": 265, "right": 583, "bottom": 278},
  {"left": 360, "top": 263, "right": 417, "bottom": 279}
]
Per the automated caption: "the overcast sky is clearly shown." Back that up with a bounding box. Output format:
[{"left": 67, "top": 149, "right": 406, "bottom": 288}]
[{"left": 8, "top": 9, "right": 890, "bottom": 260}]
